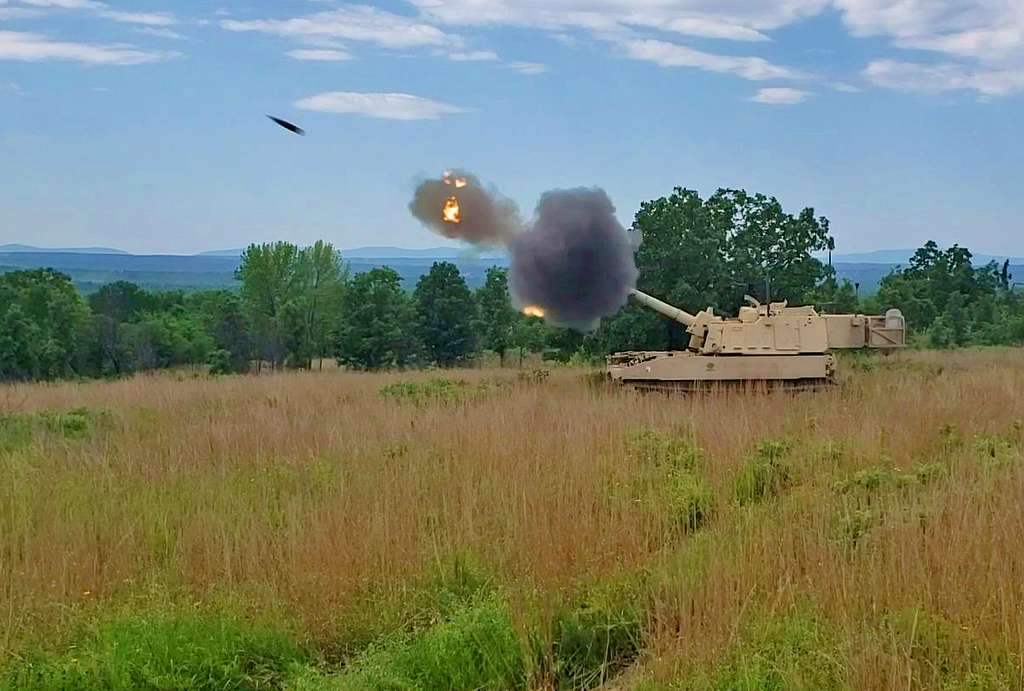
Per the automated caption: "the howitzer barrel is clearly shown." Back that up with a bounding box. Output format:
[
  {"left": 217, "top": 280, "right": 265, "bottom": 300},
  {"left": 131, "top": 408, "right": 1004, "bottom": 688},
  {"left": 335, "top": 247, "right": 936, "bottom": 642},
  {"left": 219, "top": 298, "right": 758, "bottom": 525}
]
[{"left": 630, "top": 289, "right": 696, "bottom": 327}]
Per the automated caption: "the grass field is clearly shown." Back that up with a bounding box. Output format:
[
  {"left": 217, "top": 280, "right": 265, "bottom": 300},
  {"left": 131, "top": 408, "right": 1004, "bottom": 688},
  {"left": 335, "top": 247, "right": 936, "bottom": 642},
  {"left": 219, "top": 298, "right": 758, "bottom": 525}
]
[{"left": 1, "top": 350, "right": 1022, "bottom": 690}]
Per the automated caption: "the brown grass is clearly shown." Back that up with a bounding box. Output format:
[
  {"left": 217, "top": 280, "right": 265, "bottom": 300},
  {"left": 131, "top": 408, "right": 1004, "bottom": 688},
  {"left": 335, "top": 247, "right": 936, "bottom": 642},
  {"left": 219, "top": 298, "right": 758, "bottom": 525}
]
[{"left": 2, "top": 350, "right": 1023, "bottom": 689}]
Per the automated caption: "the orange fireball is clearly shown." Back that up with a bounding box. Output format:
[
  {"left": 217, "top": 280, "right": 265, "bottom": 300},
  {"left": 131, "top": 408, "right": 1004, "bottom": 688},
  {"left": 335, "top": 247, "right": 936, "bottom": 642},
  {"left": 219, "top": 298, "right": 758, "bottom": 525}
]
[{"left": 443, "top": 196, "right": 461, "bottom": 224}]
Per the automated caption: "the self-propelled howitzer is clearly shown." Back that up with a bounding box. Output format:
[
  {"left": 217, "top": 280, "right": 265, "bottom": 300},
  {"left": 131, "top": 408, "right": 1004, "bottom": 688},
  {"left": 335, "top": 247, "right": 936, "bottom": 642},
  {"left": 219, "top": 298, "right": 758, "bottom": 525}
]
[{"left": 606, "top": 289, "right": 906, "bottom": 390}]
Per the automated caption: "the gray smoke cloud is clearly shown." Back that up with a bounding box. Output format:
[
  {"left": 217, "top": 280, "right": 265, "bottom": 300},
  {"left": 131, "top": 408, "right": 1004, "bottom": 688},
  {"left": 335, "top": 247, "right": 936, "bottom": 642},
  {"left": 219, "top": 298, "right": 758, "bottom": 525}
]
[
  {"left": 409, "top": 169, "right": 523, "bottom": 246},
  {"left": 409, "top": 172, "right": 638, "bottom": 331},
  {"left": 509, "top": 188, "right": 638, "bottom": 331}
]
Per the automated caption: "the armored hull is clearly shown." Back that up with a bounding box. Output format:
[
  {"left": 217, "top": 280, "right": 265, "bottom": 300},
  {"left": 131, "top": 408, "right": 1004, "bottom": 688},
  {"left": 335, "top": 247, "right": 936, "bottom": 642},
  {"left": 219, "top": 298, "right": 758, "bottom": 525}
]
[
  {"left": 606, "top": 290, "right": 904, "bottom": 390},
  {"left": 607, "top": 351, "right": 835, "bottom": 391}
]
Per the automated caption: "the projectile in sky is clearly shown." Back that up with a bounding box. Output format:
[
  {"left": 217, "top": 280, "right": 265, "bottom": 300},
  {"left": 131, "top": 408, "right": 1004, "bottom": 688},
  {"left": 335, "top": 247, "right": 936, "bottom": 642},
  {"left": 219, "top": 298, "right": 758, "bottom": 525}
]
[{"left": 266, "top": 115, "right": 305, "bottom": 136}]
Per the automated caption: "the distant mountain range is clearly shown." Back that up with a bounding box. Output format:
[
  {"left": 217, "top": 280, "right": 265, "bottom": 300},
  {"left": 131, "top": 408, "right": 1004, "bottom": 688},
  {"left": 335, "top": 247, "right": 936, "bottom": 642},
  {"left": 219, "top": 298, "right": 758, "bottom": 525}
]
[
  {"left": 2, "top": 243, "right": 1020, "bottom": 295},
  {"left": 0, "top": 243, "right": 128, "bottom": 255}
]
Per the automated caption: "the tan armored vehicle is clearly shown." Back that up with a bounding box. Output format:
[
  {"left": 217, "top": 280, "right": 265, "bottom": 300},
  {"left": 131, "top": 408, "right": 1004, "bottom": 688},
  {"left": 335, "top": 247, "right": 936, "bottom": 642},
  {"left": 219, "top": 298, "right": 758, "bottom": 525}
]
[{"left": 607, "top": 289, "right": 906, "bottom": 390}]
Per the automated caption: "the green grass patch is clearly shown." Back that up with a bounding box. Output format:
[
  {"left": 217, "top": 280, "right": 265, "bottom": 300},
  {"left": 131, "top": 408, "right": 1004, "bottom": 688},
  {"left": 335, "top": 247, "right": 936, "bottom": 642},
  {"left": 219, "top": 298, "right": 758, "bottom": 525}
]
[
  {"left": 665, "top": 610, "right": 848, "bottom": 691},
  {"left": 629, "top": 429, "right": 704, "bottom": 472},
  {"left": 831, "top": 461, "right": 948, "bottom": 500},
  {"left": 665, "top": 470, "right": 714, "bottom": 533},
  {"left": 304, "top": 595, "right": 526, "bottom": 691},
  {"left": 543, "top": 584, "right": 644, "bottom": 690},
  {"left": 834, "top": 507, "right": 882, "bottom": 548},
  {"left": 0, "top": 406, "right": 109, "bottom": 453},
  {"left": 733, "top": 440, "right": 794, "bottom": 506},
  {"left": 831, "top": 460, "right": 949, "bottom": 548},
  {"left": 974, "top": 434, "right": 1021, "bottom": 470},
  {"left": 885, "top": 608, "right": 1022, "bottom": 691},
  {"left": 626, "top": 430, "right": 714, "bottom": 533},
  {"left": 379, "top": 378, "right": 498, "bottom": 406},
  {"left": 318, "top": 553, "right": 496, "bottom": 664},
  {"left": 1, "top": 612, "right": 306, "bottom": 691}
]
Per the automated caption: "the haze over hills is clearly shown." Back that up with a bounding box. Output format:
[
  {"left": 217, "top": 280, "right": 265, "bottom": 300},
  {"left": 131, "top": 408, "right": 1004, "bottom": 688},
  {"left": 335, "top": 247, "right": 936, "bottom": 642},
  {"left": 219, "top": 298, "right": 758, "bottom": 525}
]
[
  {"left": 200, "top": 246, "right": 506, "bottom": 260},
  {"left": 829, "top": 249, "right": 1024, "bottom": 265},
  {"left": 7, "top": 244, "right": 1021, "bottom": 265}
]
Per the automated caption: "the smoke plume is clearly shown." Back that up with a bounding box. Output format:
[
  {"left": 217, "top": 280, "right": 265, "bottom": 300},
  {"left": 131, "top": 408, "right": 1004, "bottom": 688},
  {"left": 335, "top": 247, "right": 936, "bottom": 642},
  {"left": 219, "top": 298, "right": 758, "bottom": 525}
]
[
  {"left": 410, "top": 171, "right": 638, "bottom": 331},
  {"left": 409, "top": 169, "right": 522, "bottom": 246},
  {"left": 509, "top": 188, "right": 638, "bottom": 331}
]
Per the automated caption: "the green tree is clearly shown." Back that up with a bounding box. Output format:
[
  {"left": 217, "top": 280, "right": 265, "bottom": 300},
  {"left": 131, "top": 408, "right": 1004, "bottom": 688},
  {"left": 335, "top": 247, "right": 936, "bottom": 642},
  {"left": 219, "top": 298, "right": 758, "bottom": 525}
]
[
  {"left": 624, "top": 186, "right": 836, "bottom": 352},
  {"left": 88, "top": 281, "right": 156, "bottom": 375},
  {"left": 186, "top": 290, "right": 252, "bottom": 374},
  {"left": 0, "top": 303, "right": 40, "bottom": 380},
  {"left": 89, "top": 281, "right": 156, "bottom": 322},
  {"left": 235, "top": 241, "right": 347, "bottom": 370},
  {"left": 297, "top": 241, "right": 347, "bottom": 369},
  {"left": 336, "top": 268, "right": 420, "bottom": 370},
  {"left": 511, "top": 314, "right": 547, "bottom": 367},
  {"left": 129, "top": 310, "right": 214, "bottom": 371},
  {"left": 0, "top": 269, "right": 90, "bottom": 381},
  {"left": 235, "top": 242, "right": 304, "bottom": 369},
  {"left": 474, "top": 267, "right": 516, "bottom": 366},
  {"left": 876, "top": 242, "right": 1009, "bottom": 345},
  {"left": 811, "top": 277, "right": 860, "bottom": 314},
  {"left": 414, "top": 262, "right": 477, "bottom": 366},
  {"left": 719, "top": 189, "right": 834, "bottom": 305}
]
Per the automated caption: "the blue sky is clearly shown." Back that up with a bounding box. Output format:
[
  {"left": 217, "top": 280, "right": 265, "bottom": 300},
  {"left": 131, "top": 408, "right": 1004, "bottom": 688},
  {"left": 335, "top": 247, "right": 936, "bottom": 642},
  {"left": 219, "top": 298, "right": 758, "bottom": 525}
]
[{"left": 1, "top": 0, "right": 1022, "bottom": 255}]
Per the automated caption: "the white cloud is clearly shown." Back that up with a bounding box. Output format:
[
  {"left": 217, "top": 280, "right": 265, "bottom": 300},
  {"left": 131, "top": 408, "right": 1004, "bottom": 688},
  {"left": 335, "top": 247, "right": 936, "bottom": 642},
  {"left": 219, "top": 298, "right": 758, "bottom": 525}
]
[
  {"left": 11, "top": 0, "right": 178, "bottom": 26},
  {"left": 440, "top": 49, "right": 546, "bottom": 74},
  {"left": 408, "top": 0, "right": 828, "bottom": 41},
  {"left": 408, "top": 0, "right": 1024, "bottom": 97},
  {"left": 222, "top": 6, "right": 457, "bottom": 49},
  {"left": 0, "top": 6, "right": 45, "bottom": 19},
  {"left": 96, "top": 9, "right": 176, "bottom": 27},
  {"left": 447, "top": 49, "right": 498, "bottom": 61},
  {"left": 15, "top": 0, "right": 103, "bottom": 8},
  {"left": 1, "top": 80, "right": 24, "bottom": 94},
  {"left": 864, "top": 59, "right": 1024, "bottom": 96},
  {"left": 294, "top": 91, "right": 468, "bottom": 120},
  {"left": 135, "top": 27, "right": 186, "bottom": 40},
  {"left": 622, "top": 38, "right": 806, "bottom": 80},
  {"left": 398, "top": 2, "right": 811, "bottom": 83},
  {"left": 832, "top": 81, "right": 861, "bottom": 92},
  {"left": 749, "top": 86, "right": 810, "bottom": 104},
  {"left": 508, "top": 60, "right": 548, "bottom": 74},
  {"left": 0, "top": 29, "right": 178, "bottom": 64},
  {"left": 286, "top": 48, "right": 351, "bottom": 61},
  {"left": 834, "top": 0, "right": 1024, "bottom": 95}
]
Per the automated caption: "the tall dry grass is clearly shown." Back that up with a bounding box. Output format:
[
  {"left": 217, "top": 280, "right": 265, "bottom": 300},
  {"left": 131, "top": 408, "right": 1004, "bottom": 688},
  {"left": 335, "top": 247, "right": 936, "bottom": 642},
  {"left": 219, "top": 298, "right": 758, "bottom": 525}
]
[{"left": 1, "top": 350, "right": 1023, "bottom": 689}]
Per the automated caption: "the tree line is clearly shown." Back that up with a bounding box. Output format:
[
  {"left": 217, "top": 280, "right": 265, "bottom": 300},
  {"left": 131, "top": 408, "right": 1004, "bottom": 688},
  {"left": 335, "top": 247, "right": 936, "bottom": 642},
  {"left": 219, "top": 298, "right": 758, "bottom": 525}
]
[{"left": 3, "top": 186, "right": 1022, "bottom": 382}]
